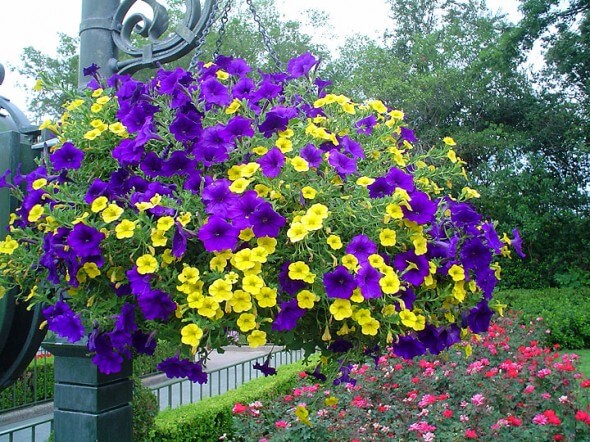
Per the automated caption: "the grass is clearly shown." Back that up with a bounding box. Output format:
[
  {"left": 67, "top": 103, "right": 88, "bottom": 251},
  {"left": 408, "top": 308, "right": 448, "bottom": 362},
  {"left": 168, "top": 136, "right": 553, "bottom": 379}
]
[{"left": 574, "top": 348, "right": 590, "bottom": 378}]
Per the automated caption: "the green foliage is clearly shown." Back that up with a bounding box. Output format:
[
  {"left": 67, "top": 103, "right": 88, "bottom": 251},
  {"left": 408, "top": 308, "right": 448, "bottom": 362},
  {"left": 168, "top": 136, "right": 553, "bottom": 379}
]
[
  {"left": 13, "top": 33, "right": 78, "bottom": 120},
  {"left": 133, "top": 377, "right": 159, "bottom": 442},
  {"left": 497, "top": 288, "right": 590, "bottom": 349},
  {"left": 0, "top": 356, "right": 54, "bottom": 411},
  {"left": 151, "top": 361, "right": 305, "bottom": 442}
]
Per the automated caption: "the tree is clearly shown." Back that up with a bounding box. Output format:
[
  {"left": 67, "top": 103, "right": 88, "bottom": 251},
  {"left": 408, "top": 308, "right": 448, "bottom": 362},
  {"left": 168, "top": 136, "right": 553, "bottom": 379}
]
[{"left": 14, "top": 33, "right": 78, "bottom": 121}]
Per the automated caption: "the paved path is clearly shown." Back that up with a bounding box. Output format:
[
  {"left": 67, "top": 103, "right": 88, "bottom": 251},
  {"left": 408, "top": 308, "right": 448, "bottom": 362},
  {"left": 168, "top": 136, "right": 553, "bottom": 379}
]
[{"left": 0, "top": 346, "right": 300, "bottom": 442}]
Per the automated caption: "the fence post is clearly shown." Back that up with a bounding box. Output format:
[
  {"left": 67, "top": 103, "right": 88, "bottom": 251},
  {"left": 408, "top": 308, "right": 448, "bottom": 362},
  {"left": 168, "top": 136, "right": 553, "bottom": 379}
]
[{"left": 43, "top": 339, "right": 133, "bottom": 442}]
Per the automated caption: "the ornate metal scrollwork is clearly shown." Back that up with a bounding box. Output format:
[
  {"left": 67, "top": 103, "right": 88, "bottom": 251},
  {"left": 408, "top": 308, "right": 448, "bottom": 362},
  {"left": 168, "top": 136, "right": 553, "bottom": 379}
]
[{"left": 112, "top": 0, "right": 215, "bottom": 74}]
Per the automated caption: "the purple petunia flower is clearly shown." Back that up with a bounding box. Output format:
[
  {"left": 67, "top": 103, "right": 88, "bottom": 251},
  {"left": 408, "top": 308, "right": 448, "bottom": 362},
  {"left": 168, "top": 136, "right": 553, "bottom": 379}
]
[
  {"left": 510, "top": 229, "right": 525, "bottom": 258},
  {"left": 250, "top": 202, "right": 286, "bottom": 238},
  {"left": 258, "top": 106, "right": 298, "bottom": 138},
  {"left": 328, "top": 150, "right": 357, "bottom": 177},
  {"left": 399, "top": 126, "right": 417, "bottom": 143},
  {"left": 466, "top": 300, "right": 494, "bottom": 333},
  {"left": 386, "top": 167, "right": 415, "bottom": 192},
  {"left": 201, "top": 179, "right": 237, "bottom": 217},
  {"left": 403, "top": 190, "right": 437, "bottom": 225},
  {"left": 253, "top": 357, "right": 277, "bottom": 377},
  {"left": 232, "top": 77, "right": 256, "bottom": 100},
  {"left": 339, "top": 136, "right": 365, "bottom": 158},
  {"left": 314, "top": 77, "right": 331, "bottom": 97},
  {"left": 393, "top": 335, "right": 427, "bottom": 359},
  {"left": 476, "top": 267, "right": 497, "bottom": 300},
  {"left": 140, "top": 152, "right": 164, "bottom": 178},
  {"left": 272, "top": 299, "right": 306, "bottom": 332},
  {"left": 50, "top": 142, "right": 84, "bottom": 170},
  {"left": 172, "top": 223, "right": 188, "bottom": 258},
  {"left": 300, "top": 144, "right": 323, "bottom": 168},
  {"left": 356, "top": 264, "right": 382, "bottom": 299},
  {"left": 250, "top": 80, "right": 282, "bottom": 105},
  {"left": 451, "top": 202, "right": 482, "bottom": 227},
  {"left": 482, "top": 222, "right": 503, "bottom": 254},
  {"left": 136, "top": 289, "right": 176, "bottom": 321},
  {"left": 42, "top": 300, "right": 85, "bottom": 343},
  {"left": 226, "top": 115, "right": 254, "bottom": 139},
  {"left": 67, "top": 223, "right": 105, "bottom": 258},
  {"left": 157, "top": 356, "right": 208, "bottom": 384},
  {"left": 200, "top": 77, "right": 231, "bottom": 106},
  {"left": 170, "top": 112, "right": 202, "bottom": 142},
  {"left": 394, "top": 250, "right": 430, "bottom": 286},
  {"left": 85, "top": 179, "right": 109, "bottom": 204},
  {"left": 258, "top": 147, "right": 286, "bottom": 178},
  {"left": 88, "top": 330, "right": 124, "bottom": 375},
  {"left": 355, "top": 115, "right": 378, "bottom": 135},
  {"left": 287, "top": 52, "right": 318, "bottom": 78},
  {"left": 132, "top": 330, "right": 157, "bottom": 356},
  {"left": 323, "top": 266, "right": 357, "bottom": 299},
  {"left": 460, "top": 237, "right": 492, "bottom": 271},
  {"left": 346, "top": 234, "right": 377, "bottom": 262},
  {"left": 112, "top": 139, "right": 144, "bottom": 166},
  {"left": 367, "top": 177, "right": 394, "bottom": 199},
  {"left": 198, "top": 216, "right": 239, "bottom": 252}
]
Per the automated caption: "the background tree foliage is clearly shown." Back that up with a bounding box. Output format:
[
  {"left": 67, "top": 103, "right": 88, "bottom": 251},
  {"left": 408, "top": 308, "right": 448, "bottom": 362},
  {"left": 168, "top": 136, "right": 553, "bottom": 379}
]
[{"left": 12, "top": 0, "right": 590, "bottom": 288}]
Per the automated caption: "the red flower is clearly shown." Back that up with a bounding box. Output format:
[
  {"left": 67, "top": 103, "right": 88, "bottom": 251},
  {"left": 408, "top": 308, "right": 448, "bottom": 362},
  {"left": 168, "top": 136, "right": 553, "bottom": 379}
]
[
  {"left": 232, "top": 403, "right": 248, "bottom": 414},
  {"left": 543, "top": 409, "right": 562, "bottom": 426},
  {"left": 581, "top": 379, "right": 590, "bottom": 388},
  {"left": 506, "top": 415, "right": 522, "bottom": 427},
  {"left": 575, "top": 410, "right": 590, "bottom": 425},
  {"left": 464, "top": 429, "right": 478, "bottom": 439},
  {"left": 553, "top": 435, "right": 564, "bottom": 441},
  {"left": 443, "top": 409, "right": 454, "bottom": 418}
]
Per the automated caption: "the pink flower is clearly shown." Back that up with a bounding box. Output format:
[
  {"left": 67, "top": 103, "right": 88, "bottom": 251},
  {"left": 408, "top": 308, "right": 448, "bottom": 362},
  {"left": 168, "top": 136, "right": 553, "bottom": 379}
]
[
  {"left": 537, "top": 368, "right": 551, "bottom": 378},
  {"left": 541, "top": 393, "right": 551, "bottom": 399},
  {"left": 471, "top": 394, "right": 485, "bottom": 407},
  {"left": 423, "top": 432, "right": 436, "bottom": 442},
  {"left": 523, "top": 384, "right": 535, "bottom": 394},
  {"left": 533, "top": 414, "right": 549, "bottom": 425},
  {"left": 274, "top": 420, "right": 290, "bottom": 429},
  {"left": 460, "top": 414, "right": 470, "bottom": 423}
]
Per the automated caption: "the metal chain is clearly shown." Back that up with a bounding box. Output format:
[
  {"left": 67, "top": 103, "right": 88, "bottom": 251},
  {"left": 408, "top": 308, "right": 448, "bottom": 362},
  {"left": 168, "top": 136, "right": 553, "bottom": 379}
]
[
  {"left": 245, "top": 0, "right": 281, "bottom": 70},
  {"left": 189, "top": 0, "right": 223, "bottom": 72},
  {"left": 213, "top": 0, "right": 234, "bottom": 58}
]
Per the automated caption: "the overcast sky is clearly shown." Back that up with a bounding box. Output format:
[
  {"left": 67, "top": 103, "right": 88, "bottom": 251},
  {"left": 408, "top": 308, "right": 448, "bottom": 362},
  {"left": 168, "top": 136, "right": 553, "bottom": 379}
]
[{"left": 0, "top": 0, "right": 520, "bottom": 116}]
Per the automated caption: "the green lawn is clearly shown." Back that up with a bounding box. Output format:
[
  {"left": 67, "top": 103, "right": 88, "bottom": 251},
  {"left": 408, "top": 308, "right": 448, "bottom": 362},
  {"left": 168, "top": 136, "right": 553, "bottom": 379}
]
[{"left": 576, "top": 349, "right": 590, "bottom": 378}]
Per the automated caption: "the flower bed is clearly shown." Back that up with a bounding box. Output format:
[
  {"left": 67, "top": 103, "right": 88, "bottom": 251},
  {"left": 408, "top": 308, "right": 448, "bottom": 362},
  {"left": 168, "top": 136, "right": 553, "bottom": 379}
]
[{"left": 231, "top": 314, "right": 590, "bottom": 441}]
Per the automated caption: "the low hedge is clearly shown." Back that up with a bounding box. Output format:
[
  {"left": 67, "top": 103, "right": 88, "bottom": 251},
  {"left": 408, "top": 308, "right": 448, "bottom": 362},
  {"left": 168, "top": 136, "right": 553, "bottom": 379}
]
[
  {"left": 497, "top": 287, "right": 590, "bottom": 349},
  {"left": 150, "top": 361, "right": 306, "bottom": 442}
]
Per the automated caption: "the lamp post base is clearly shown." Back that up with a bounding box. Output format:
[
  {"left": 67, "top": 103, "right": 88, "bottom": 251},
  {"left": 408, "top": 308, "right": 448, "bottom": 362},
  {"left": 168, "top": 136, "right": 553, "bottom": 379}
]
[{"left": 43, "top": 339, "right": 133, "bottom": 442}]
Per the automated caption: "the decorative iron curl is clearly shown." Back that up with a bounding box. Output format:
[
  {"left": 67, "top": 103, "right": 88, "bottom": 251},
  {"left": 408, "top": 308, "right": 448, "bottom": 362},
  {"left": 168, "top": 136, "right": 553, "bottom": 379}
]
[{"left": 112, "top": 0, "right": 215, "bottom": 74}]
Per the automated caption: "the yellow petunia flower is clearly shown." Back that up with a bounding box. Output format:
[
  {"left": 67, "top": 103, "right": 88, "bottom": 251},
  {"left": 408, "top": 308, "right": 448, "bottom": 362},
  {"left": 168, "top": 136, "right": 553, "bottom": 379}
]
[
  {"left": 181, "top": 324, "right": 203, "bottom": 347},
  {"left": 136, "top": 254, "right": 158, "bottom": 274},
  {"left": 247, "top": 330, "right": 267, "bottom": 348}
]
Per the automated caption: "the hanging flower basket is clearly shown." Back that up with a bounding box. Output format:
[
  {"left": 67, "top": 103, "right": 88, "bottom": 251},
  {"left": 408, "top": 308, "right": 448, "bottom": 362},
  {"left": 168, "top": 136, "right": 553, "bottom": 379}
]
[{"left": 0, "top": 53, "right": 523, "bottom": 383}]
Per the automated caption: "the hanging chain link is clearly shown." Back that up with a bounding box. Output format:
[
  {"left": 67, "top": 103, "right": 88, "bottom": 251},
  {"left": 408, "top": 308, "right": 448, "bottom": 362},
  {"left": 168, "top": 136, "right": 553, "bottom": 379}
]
[
  {"left": 189, "top": 0, "right": 223, "bottom": 72},
  {"left": 189, "top": 0, "right": 282, "bottom": 71},
  {"left": 213, "top": 0, "right": 234, "bottom": 58},
  {"left": 245, "top": 0, "right": 281, "bottom": 70}
]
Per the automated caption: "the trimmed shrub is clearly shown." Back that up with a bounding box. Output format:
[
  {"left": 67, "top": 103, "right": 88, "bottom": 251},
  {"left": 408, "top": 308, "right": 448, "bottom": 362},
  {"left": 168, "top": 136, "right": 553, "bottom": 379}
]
[
  {"left": 151, "top": 361, "right": 306, "bottom": 442},
  {"left": 497, "top": 288, "right": 590, "bottom": 349}
]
